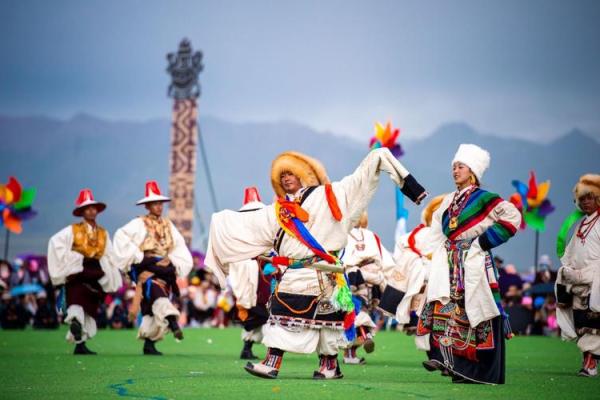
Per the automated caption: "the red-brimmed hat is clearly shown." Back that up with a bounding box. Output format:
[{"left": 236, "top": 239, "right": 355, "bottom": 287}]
[
  {"left": 136, "top": 180, "right": 171, "bottom": 205},
  {"left": 73, "top": 189, "right": 106, "bottom": 217},
  {"left": 239, "top": 186, "right": 265, "bottom": 211}
]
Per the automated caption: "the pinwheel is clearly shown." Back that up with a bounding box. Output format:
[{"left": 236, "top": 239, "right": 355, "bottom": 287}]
[
  {"left": 510, "top": 171, "right": 555, "bottom": 270},
  {"left": 0, "top": 176, "right": 37, "bottom": 259},
  {"left": 369, "top": 121, "right": 408, "bottom": 241},
  {"left": 510, "top": 171, "right": 555, "bottom": 232}
]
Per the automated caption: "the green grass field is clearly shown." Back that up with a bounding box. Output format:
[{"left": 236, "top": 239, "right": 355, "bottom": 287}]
[{"left": 0, "top": 327, "right": 598, "bottom": 399}]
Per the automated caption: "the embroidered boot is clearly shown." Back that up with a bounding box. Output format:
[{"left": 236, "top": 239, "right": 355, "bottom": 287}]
[
  {"left": 343, "top": 346, "right": 365, "bottom": 365},
  {"left": 578, "top": 352, "right": 598, "bottom": 377},
  {"left": 313, "top": 354, "right": 344, "bottom": 379},
  {"left": 244, "top": 347, "right": 282, "bottom": 379},
  {"left": 240, "top": 340, "right": 258, "bottom": 360}
]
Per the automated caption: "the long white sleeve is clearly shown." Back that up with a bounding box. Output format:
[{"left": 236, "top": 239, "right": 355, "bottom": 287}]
[
  {"left": 168, "top": 221, "right": 193, "bottom": 278},
  {"left": 112, "top": 218, "right": 145, "bottom": 273},
  {"left": 98, "top": 234, "right": 123, "bottom": 292},
  {"left": 47, "top": 226, "right": 84, "bottom": 286}
]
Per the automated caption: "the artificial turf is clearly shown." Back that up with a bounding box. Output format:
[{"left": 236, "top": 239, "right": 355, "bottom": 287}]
[{"left": 0, "top": 327, "right": 598, "bottom": 399}]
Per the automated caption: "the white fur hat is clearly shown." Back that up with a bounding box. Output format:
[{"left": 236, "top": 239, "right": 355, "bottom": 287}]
[{"left": 452, "top": 144, "right": 491, "bottom": 182}]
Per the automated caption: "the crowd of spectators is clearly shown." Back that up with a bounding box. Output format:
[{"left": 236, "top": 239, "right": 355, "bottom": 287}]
[{"left": 0, "top": 251, "right": 562, "bottom": 337}]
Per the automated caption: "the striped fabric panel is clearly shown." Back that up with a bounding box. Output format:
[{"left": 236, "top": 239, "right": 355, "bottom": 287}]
[
  {"left": 442, "top": 189, "right": 503, "bottom": 240},
  {"left": 478, "top": 218, "right": 518, "bottom": 251}
]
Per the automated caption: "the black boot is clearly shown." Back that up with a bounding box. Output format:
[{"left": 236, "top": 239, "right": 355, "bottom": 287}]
[
  {"left": 74, "top": 341, "right": 96, "bottom": 355},
  {"left": 166, "top": 315, "right": 184, "bottom": 340},
  {"left": 240, "top": 341, "right": 258, "bottom": 360},
  {"left": 143, "top": 339, "right": 163, "bottom": 356},
  {"left": 69, "top": 319, "right": 83, "bottom": 342}
]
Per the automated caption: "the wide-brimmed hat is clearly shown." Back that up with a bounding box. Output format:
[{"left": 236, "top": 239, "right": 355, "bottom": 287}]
[
  {"left": 73, "top": 189, "right": 106, "bottom": 217},
  {"left": 573, "top": 174, "right": 600, "bottom": 209},
  {"left": 271, "top": 151, "right": 329, "bottom": 198},
  {"left": 239, "top": 186, "right": 265, "bottom": 211},
  {"left": 452, "top": 144, "right": 490, "bottom": 182},
  {"left": 136, "top": 180, "right": 171, "bottom": 205}
]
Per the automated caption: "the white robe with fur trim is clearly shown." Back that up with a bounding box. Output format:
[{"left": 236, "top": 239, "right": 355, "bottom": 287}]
[
  {"left": 556, "top": 210, "right": 600, "bottom": 354},
  {"left": 205, "top": 148, "right": 414, "bottom": 289},
  {"left": 47, "top": 224, "right": 122, "bottom": 292},
  {"left": 112, "top": 217, "right": 193, "bottom": 278}
]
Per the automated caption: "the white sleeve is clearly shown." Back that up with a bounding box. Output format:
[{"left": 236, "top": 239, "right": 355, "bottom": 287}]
[
  {"left": 112, "top": 218, "right": 145, "bottom": 273},
  {"left": 205, "top": 206, "right": 278, "bottom": 288},
  {"left": 337, "top": 148, "right": 424, "bottom": 223},
  {"left": 98, "top": 233, "right": 123, "bottom": 292},
  {"left": 168, "top": 221, "right": 193, "bottom": 278},
  {"left": 47, "top": 226, "right": 84, "bottom": 286}
]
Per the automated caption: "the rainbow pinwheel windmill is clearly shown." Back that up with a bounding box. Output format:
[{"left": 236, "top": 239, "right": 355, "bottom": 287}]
[
  {"left": 368, "top": 121, "right": 407, "bottom": 241},
  {"left": 0, "top": 176, "right": 37, "bottom": 235},
  {"left": 369, "top": 121, "right": 404, "bottom": 158},
  {"left": 510, "top": 171, "right": 555, "bottom": 232},
  {"left": 510, "top": 171, "right": 555, "bottom": 270}
]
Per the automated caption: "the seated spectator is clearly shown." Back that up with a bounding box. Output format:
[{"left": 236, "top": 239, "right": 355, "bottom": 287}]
[{"left": 33, "top": 291, "right": 59, "bottom": 329}]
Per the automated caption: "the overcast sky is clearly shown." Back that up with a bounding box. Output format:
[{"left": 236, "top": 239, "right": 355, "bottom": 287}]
[{"left": 1, "top": 0, "right": 599, "bottom": 141}]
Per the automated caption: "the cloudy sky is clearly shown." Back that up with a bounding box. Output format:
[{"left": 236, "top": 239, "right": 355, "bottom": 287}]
[{"left": 1, "top": 0, "right": 599, "bottom": 141}]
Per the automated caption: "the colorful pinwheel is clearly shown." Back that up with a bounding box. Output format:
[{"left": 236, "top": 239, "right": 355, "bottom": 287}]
[
  {"left": 0, "top": 176, "right": 37, "bottom": 234},
  {"left": 510, "top": 171, "right": 555, "bottom": 232},
  {"left": 369, "top": 121, "right": 404, "bottom": 158},
  {"left": 368, "top": 121, "right": 408, "bottom": 241}
]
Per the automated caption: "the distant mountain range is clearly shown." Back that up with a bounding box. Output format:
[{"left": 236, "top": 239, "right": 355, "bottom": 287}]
[{"left": 1, "top": 113, "right": 598, "bottom": 271}]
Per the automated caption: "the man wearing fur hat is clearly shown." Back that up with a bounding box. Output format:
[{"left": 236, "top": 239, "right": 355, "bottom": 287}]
[
  {"left": 113, "top": 181, "right": 193, "bottom": 355},
  {"left": 48, "top": 189, "right": 123, "bottom": 354},
  {"left": 205, "top": 148, "right": 427, "bottom": 379},
  {"left": 341, "top": 211, "right": 394, "bottom": 365},
  {"left": 556, "top": 174, "right": 600, "bottom": 377},
  {"left": 228, "top": 187, "right": 279, "bottom": 360},
  {"left": 417, "top": 144, "right": 521, "bottom": 384}
]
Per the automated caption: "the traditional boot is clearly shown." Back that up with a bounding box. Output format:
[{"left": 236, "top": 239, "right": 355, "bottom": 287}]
[
  {"left": 74, "top": 341, "right": 97, "bottom": 355},
  {"left": 240, "top": 340, "right": 258, "bottom": 360},
  {"left": 143, "top": 338, "right": 163, "bottom": 356},
  {"left": 244, "top": 347, "right": 282, "bottom": 379},
  {"left": 70, "top": 319, "right": 83, "bottom": 342},
  {"left": 578, "top": 352, "right": 598, "bottom": 377},
  {"left": 343, "top": 346, "right": 365, "bottom": 365},
  {"left": 166, "top": 315, "right": 184, "bottom": 341},
  {"left": 313, "top": 354, "right": 344, "bottom": 379}
]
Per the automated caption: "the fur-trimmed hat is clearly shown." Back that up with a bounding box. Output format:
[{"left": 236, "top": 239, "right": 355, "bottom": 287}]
[
  {"left": 573, "top": 174, "right": 600, "bottom": 208},
  {"left": 452, "top": 144, "right": 491, "bottom": 182},
  {"left": 420, "top": 194, "right": 446, "bottom": 227},
  {"left": 271, "top": 151, "right": 330, "bottom": 198}
]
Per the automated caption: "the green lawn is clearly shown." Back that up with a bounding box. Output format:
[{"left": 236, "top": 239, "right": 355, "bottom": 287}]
[{"left": 0, "top": 327, "right": 598, "bottom": 399}]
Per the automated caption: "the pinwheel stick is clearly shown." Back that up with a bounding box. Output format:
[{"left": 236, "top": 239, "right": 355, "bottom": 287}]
[
  {"left": 3, "top": 229, "right": 10, "bottom": 260},
  {"left": 534, "top": 230, "right": 539, "bottom": 274}
]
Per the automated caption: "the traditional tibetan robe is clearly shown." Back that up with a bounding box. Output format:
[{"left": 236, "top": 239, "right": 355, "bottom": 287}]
[
  {"left": 417, "top": 187, "right": 521, "bottom": 384},
  {"left": 206, "top": 148, "right": 424, "bottom": 355},
  {"left": 556, "top": 210, "right": 600, "bottom": 356},
  {"left": 48, "top": 222, "right": 122, "bottom": 343},
  {"left": 113, "top": 215, "right": 192, "bottom": 341}
]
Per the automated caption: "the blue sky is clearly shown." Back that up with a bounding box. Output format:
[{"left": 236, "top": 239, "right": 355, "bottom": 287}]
[{"left": 1, "top": 0, "right": 599, "bottom": 141}]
